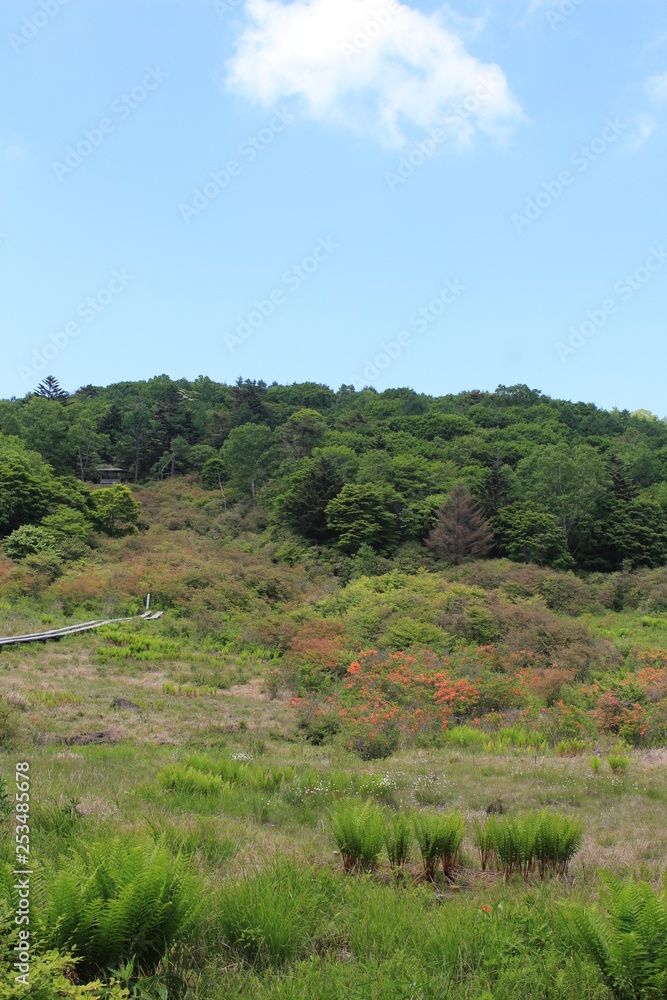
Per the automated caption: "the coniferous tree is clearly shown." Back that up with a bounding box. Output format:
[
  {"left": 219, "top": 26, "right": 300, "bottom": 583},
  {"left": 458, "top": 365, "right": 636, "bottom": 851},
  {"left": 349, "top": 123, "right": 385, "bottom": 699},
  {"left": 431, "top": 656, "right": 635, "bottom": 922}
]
[
  {"left": 426, "top": 482, "right": 494, "bottom": 565},
  {"left": 34, "top": 376, "right": 69, "bottom": 401}
]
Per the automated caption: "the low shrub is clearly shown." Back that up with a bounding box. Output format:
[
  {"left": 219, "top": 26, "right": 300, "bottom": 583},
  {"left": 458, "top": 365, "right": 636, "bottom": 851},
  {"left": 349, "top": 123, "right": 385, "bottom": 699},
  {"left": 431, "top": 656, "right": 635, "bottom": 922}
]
[
  {"left": 346, "top": 718, "right": 399, "bottom": 760},
  {"left": 607, "top": 753, "right": 629, "bottom": 773},
  {"left": 330, "top": 801, "right": 385, "bottom": 872}
]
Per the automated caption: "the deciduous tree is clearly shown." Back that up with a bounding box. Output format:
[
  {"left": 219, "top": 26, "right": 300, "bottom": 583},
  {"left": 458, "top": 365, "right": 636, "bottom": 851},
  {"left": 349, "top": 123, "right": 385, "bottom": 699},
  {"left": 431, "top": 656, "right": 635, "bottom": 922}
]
[
  {"left": 91, "top": 484, "right": 141, "bottom": 537},
  {"left": 326, "top": 483, "right": 402, "bottom": 554},
  {"left": 222, "top": 424, "right": 273, "bottom": 501}
]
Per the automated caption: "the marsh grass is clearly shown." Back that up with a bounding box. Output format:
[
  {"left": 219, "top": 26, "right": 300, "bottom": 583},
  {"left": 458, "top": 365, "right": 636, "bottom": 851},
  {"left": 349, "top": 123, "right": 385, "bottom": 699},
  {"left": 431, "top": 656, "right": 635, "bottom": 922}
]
[
  {"left": 197, "top": 871, "right": 608, "bottom": 999},
  {"left": 215, "top": 861, "right": 337, "bottom": 968}
]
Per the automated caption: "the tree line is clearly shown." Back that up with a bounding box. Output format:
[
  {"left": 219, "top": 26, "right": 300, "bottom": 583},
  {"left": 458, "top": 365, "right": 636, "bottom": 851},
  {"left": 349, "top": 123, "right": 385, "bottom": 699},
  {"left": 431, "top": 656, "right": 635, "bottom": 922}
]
[{"left": 1, "top": 375, "right": 667, "bottom": 571}]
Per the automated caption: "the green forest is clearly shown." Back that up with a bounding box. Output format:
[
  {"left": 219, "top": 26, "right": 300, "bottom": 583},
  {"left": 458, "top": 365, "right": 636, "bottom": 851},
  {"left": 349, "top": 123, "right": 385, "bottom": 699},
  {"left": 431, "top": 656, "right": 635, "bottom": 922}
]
[
  {"left": 2, "top": 376, "right": 667, "bottom": 1000},
  {"left": 2, "top": 375, "right": 667, "bottom": 573}
]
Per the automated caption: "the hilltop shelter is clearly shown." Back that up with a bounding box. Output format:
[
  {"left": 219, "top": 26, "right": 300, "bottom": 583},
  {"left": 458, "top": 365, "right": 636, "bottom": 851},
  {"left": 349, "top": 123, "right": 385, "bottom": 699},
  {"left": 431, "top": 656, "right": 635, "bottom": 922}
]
[{"left": 96, "top": 466, "right": 125, "bottom": 486}]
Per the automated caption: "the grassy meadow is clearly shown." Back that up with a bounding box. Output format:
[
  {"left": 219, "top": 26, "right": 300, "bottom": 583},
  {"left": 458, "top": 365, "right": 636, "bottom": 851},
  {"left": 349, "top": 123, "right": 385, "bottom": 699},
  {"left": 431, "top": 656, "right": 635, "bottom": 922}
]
[{"left": 1, "top": 480, "right": 667, "bottom": 998}]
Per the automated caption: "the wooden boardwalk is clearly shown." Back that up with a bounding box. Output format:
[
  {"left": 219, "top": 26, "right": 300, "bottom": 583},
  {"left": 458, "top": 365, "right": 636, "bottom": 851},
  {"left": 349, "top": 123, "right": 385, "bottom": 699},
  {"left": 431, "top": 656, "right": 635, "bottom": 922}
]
[{"left": 0, "top": 611, "right": 163, "bottom": 648}]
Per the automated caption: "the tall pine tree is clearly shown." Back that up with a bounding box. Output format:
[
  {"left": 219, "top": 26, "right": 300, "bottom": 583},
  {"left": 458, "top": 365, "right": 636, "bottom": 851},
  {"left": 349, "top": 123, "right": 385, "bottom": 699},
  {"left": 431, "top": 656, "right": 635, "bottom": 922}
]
[{"left": 426, "top": 482, "right": 494, "bottom": 565}]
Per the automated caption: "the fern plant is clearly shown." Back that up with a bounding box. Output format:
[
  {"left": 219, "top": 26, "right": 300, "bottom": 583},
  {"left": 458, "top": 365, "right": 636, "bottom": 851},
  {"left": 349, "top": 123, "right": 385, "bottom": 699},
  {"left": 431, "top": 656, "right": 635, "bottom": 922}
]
[
  {"left": 535, "top": 810, "right": 583, "bottom": 877},
  {"left": 0, "top": 900, "right": 130, "bottom": 999},
  {"left": 385, "top": 812, "right": 412, "bottom": 874},
  {"left": 472, "top": 815, "right": 496, "bottom": 871},
  {"left": 566, "top": 873, "right": 667, "bottom": 999},
  {"left": 490, "top": 814, "right": 525, "bottom": 879},
  {"left": 159, "top": 762, "right": 223, "bottom": 795},
  {"left": 330, "top": 801, "right": 385, "bottom": 872},
  {"left": 413, "top": 810, "right": 465, "bottom": 880},
  {"left": 38, "top": 837, "right": 198, "bottom": 981},
  {"left": 485, "top": 811, "right": 583, "bottom": 879}
]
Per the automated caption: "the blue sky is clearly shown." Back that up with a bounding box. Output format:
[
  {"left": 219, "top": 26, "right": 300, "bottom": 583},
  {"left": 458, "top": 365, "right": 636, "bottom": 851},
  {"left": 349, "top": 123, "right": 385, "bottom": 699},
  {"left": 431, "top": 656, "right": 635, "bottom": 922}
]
[{"left": 1, "top": 0, "right": 666, "bottom": 413}]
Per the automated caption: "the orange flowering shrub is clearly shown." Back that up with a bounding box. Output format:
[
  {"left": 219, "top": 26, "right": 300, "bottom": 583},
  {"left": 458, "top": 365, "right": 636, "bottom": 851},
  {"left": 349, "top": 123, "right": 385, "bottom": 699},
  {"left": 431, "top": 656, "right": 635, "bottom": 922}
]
[{"left": 288, "top": 637, "right": 667, "bottom": 755}]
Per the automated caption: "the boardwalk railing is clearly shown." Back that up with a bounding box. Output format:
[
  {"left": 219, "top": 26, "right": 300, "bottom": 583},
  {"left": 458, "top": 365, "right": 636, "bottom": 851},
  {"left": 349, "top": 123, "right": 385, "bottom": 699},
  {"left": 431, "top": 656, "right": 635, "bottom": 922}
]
[{"left": 0, "top": 611, "right": 163, "bottom": 648}]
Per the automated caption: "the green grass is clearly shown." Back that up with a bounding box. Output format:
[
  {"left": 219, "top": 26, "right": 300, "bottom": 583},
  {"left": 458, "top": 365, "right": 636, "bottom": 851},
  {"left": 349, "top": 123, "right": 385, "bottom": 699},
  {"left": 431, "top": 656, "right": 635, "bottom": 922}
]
[
  {"left": 1, "top": 576, "right": 667, "bottom": 998},
  {"left": 196, "top": 866, "right": 611, "bottom": 999}
]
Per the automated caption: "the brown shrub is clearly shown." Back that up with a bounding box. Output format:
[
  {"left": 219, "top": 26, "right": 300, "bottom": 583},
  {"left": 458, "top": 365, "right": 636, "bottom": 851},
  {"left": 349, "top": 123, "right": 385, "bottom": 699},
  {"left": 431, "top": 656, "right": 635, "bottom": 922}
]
[{"left": 525, "top": 668, "right": 575, "bottom": 707}]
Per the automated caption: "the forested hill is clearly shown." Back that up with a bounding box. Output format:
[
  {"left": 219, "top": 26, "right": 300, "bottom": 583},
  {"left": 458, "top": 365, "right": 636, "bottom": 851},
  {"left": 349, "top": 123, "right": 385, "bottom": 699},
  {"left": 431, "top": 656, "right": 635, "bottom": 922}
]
[{"left": 2, "top": 376, "right": 667, "bottom": 573}]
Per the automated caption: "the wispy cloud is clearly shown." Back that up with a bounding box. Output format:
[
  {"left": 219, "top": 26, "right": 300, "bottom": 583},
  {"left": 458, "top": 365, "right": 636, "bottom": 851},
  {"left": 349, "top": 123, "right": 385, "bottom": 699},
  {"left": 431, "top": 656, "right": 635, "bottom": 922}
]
[
  {"left": 646, "top": 71, "right": 667, "bottom": 103},
  {"left": 0, "top": 142, "right": 28, "bottom": 162},
  {"left": 226, "top": 0, "right": 523, "bottom": 149},
  {"left": 626, "top": 113, "right": 657, "bottom": 152}
]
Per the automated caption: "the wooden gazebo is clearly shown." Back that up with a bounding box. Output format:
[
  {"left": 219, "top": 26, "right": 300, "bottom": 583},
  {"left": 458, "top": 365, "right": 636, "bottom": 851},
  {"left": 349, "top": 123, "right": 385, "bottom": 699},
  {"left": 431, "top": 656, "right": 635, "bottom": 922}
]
[{"left": 96, "top": 466, "right": 125, "bottom": 486}]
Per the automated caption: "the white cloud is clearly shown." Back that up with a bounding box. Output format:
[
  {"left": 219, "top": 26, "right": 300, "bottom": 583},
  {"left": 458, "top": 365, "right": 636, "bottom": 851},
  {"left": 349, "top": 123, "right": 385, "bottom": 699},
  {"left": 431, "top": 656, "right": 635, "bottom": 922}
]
[
  {"left": 0, "top": 142, "right": 27, "bottom": 162},
  {"left": 627, "top": 113, "right": 657, "bottom": 152},
  {"left": 226, "top": 0, "right": 523, "bottom": 148},
  {"left": 646, "top": 71, "right": 667, "bottom": 103}
]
